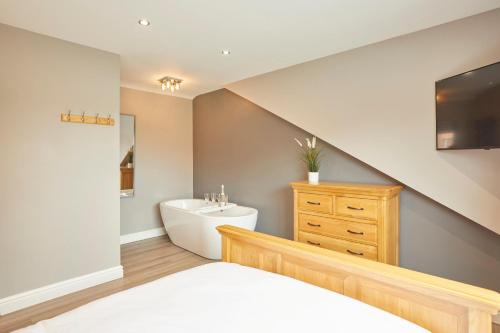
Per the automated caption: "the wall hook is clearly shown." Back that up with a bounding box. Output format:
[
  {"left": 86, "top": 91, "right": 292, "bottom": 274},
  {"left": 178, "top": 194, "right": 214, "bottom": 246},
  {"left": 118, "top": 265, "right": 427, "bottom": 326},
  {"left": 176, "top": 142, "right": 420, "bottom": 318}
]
[{"left": 60, "top": 110, "right": 114, "bottom": 126}]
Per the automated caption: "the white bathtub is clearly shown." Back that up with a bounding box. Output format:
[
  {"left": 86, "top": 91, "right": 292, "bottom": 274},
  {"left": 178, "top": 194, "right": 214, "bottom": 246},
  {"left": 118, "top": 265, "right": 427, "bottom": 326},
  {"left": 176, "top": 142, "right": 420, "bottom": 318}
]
[{"left": 160, "top": 199, "right": 258, "bottom": 259}]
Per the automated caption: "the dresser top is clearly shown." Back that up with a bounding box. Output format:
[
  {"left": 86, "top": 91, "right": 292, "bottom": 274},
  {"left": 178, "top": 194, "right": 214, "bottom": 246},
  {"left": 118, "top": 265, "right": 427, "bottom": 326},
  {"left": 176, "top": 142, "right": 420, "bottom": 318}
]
[{"left": 290, "top": 181, "right": 402, "bottom": 197}]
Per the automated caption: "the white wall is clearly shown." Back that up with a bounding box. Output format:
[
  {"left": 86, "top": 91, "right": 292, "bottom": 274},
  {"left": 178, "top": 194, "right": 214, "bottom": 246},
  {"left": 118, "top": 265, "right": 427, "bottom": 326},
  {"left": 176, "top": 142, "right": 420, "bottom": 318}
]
[
  {"left": 226, "top": 9, "right": 500, "bottom": 234},
  {"left": 120, "top": 87, "right": 193, "bottom": 235},
  {"left": 0, "top": 24, "right": 121, "bottom": 298}
]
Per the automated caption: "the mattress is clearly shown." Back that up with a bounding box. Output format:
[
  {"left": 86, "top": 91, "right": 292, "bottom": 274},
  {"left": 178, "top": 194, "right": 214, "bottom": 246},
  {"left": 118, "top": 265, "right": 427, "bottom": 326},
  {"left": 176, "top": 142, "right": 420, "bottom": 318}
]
[{"left": 16, "top": 262, "right": 429, "bottom": 332}]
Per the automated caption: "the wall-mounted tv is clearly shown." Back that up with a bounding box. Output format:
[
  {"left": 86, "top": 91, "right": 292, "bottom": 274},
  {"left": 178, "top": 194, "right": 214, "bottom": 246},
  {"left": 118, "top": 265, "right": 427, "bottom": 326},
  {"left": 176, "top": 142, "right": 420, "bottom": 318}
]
[{"left": 435, "top": 61, "right": 500, "bottom": 150}]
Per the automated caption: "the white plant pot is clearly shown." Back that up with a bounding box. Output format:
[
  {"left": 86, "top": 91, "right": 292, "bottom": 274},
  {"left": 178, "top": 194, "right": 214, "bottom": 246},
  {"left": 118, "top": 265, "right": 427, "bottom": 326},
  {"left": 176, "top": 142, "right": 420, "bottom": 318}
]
[{"left": 308, "top": 172, "right": 319, "bottom": 185}]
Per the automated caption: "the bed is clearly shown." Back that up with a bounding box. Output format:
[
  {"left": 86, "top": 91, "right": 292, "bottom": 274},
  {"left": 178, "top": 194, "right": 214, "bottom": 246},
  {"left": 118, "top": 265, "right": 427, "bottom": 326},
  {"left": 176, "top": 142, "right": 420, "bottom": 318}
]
[
  {"left": 15, "top": 226, "right": 500, "bottom": 333},
  {"left": 217, "top": 225, "right": 500, "bottom": 333}
]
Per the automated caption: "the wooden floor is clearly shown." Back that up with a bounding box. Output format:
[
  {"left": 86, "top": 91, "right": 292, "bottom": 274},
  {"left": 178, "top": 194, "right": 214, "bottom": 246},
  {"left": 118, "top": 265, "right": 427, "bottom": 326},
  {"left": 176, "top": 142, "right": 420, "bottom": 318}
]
[
  {"left": 0, "top": 236, "right": 211, "bottom": 333},
  {"left": 0, "top": 236, "right": 498, "bottom": 332}
]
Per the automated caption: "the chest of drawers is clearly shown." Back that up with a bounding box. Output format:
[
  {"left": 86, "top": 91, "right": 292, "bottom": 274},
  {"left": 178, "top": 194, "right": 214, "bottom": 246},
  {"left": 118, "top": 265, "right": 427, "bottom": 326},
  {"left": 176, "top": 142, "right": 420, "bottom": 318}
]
[{"left": 291, "top": 182, "right": 402, "bottom": 265}]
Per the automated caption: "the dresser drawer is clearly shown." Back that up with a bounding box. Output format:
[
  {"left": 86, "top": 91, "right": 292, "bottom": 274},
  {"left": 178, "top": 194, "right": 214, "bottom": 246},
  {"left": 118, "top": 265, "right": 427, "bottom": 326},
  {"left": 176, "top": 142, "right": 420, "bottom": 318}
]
[
  {"left": 335, "top": 196, "right": 378, "bottom": 220},
  {"left": 298, "top": 231, "right": 378, "bottom": 261},
  {"left": 298, "top": 214, "right": 377, "bottom": 244},
  {"left": 298, "top": 192, "right": 333, "bottom": 214}
]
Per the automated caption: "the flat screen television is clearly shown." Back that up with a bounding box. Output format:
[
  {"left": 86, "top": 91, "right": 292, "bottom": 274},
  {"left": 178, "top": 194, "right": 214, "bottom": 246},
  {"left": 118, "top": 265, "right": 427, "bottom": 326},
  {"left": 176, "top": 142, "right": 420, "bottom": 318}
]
[{"left": 435, "top": 61, "right": 500, "bottom": 150}]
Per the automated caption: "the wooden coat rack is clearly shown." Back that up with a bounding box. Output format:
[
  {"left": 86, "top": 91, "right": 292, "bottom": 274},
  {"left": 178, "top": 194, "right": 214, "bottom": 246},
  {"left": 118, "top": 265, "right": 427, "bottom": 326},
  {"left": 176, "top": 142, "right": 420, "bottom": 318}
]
[{"left": 61, "top": 111, "right": 115, "bottom": 126}]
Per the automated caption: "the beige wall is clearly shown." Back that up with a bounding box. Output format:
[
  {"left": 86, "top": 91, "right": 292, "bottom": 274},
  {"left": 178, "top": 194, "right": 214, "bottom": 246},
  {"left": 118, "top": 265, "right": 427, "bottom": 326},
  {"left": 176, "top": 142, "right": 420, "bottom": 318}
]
[
  {"left": 120, "top": 87, "right": 193, "bottom": 235},
  {"left": 226, "top": 9, "right": 500, "bottom": 234},
  {"left": 194, "top": 89, "right": 500, "bottom": 291},
  {"left": 0, "top": 24, "right": 121, "bottom": 297}
]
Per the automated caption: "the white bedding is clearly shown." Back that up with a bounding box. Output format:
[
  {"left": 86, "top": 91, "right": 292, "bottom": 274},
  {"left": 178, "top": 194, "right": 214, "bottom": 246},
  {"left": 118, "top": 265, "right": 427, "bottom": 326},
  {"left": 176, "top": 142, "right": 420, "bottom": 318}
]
[{"left": 16, "top": 263, "right": 429, "bottom": 333}]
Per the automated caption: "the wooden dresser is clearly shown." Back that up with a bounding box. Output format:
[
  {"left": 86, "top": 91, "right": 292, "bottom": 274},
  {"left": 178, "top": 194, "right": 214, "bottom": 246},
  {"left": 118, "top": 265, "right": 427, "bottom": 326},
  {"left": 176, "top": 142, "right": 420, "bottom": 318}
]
[
  {"left": 120, "top": 167, "right": 134, "bottom": 190},
  {"left": 291, "top": 182, "right": 402, "bottom": 265}
]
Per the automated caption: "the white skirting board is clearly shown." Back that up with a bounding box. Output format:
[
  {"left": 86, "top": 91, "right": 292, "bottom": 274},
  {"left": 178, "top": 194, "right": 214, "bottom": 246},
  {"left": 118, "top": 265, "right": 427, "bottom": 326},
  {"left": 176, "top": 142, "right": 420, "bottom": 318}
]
[
  {"left": 120, "top": 227, "right": 166, "bottom": 245},
  {"left": 0, "top": 265, "right": 123, "bottom": 315}
]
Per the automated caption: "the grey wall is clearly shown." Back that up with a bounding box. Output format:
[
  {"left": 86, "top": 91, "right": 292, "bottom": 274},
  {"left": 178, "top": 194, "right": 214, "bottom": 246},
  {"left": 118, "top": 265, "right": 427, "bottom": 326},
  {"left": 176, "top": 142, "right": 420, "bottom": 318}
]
[
  {"left": 0, "top": 24, "right": 121, "bottom": 298},
  {"left": 193, "top": 89, "right": 500, "bottom": 291},
  {"left": 120, "top": 87, "right": 193, "bottom": 235},
  {"left": 226, "top": 8, "right": 500, "bottom": 235}
]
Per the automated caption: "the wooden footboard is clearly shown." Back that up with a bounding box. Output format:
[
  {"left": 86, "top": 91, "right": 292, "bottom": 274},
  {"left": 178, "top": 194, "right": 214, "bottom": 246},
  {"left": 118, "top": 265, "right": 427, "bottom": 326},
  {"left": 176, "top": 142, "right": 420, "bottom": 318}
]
[{"left": 217, "top": 225, "right": 499, "bottom": 333}]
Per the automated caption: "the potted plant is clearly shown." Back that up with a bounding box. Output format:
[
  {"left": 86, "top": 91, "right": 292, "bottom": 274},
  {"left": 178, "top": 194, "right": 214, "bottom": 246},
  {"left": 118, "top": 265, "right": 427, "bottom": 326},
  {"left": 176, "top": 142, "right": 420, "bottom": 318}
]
[{"left": 294, "top": 136, "right": 321, "bottom": 184}]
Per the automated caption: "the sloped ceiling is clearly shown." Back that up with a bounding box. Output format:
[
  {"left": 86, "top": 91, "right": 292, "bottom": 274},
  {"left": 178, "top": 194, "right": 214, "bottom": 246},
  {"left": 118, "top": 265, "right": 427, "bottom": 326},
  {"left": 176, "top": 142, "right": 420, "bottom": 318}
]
[
  {"left": 226, "top": 9, "right": 500, "bottom": 234},
  {"left": 1, "top": 0, "right": 500, "bottom": 98}
]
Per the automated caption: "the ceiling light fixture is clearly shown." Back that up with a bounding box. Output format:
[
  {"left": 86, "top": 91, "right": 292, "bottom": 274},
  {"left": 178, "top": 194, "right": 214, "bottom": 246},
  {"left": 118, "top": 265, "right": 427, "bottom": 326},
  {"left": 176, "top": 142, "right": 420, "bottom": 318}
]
[
  {"left": 138, "top": 19, "right": 151, "bottom": 26},
  {"left": 159, "top": 76, "right": 182, "bottom": 94},
  {"left": 222, "top": 49, "right": 231, "bottom": 55}
]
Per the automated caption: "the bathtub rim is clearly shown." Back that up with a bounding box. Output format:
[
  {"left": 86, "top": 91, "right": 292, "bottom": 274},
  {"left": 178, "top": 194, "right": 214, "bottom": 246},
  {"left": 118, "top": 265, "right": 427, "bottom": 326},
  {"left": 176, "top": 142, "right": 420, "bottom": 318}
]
[
  {"left": 199, "top": 206, "right": 258, "bottom": 219},
  {"left": 160, "top": 199, "right": 257, "bottom": 218}
]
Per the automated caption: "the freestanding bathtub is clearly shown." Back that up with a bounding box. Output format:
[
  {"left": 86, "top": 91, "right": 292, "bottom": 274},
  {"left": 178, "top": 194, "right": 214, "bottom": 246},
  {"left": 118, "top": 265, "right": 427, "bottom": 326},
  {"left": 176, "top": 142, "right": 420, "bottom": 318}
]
[{"left": 160, "top": 199, "right": 258, "bottom": 259}]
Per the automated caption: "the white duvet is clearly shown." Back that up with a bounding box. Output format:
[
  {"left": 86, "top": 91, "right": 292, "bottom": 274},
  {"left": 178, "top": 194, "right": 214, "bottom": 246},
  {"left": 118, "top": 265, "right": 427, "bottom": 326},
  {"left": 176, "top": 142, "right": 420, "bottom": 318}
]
[{"left": 16, "top": 263, "right": 428, "bottom": 333}]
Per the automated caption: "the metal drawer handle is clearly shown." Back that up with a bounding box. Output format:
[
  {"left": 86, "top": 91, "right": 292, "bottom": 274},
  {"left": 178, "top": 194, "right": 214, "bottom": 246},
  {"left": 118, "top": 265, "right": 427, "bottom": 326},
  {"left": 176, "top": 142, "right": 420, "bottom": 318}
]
[
  {"left": 347, "top": 249, "right": 364, "bottom": 256},
  {"left": 307, "top": 240, "right": 320, "bottom": 246},
  {"left": 347, "top": 229, "right": 364, "bottom": 235},
  {"left": 307, "top": 222, "right": 321, "bottom": 227},
  {"left": 347, "top": 206, "right": 364, "bottom": 211},
  {"left": 306, "top": 201, "right": 321, "bottom": 205}
]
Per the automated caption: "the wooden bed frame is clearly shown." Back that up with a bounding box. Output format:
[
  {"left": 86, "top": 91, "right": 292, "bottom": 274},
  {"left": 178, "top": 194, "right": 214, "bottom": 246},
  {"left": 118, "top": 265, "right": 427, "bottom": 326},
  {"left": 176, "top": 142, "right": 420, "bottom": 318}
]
[{"left": 217, "top": 225, "right": 499, "bottom": 333}]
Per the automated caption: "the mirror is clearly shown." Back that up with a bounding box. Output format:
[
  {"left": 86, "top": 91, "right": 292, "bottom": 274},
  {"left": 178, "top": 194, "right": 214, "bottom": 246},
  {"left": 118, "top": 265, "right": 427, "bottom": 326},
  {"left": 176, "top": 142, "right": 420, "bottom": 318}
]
[{"left": 120, "top": 114, "right": 135, "bottom": 197}]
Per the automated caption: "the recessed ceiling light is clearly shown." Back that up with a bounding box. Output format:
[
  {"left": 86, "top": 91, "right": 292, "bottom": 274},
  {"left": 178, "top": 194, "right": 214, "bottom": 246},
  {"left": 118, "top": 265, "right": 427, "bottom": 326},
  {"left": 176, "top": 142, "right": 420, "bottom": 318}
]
[
  {"left": 222, "top": 49, "right": 231, "bottom": 55},
  {"left": 138, "top": 19, "right": 150, "bottom": 26}
]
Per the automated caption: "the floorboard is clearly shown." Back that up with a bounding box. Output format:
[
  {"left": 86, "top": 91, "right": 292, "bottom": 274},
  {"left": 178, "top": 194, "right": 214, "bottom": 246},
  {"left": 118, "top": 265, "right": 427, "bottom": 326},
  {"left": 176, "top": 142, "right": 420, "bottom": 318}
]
[{"left": 0, "top": 236, "right": 211, "bottom": 332}]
